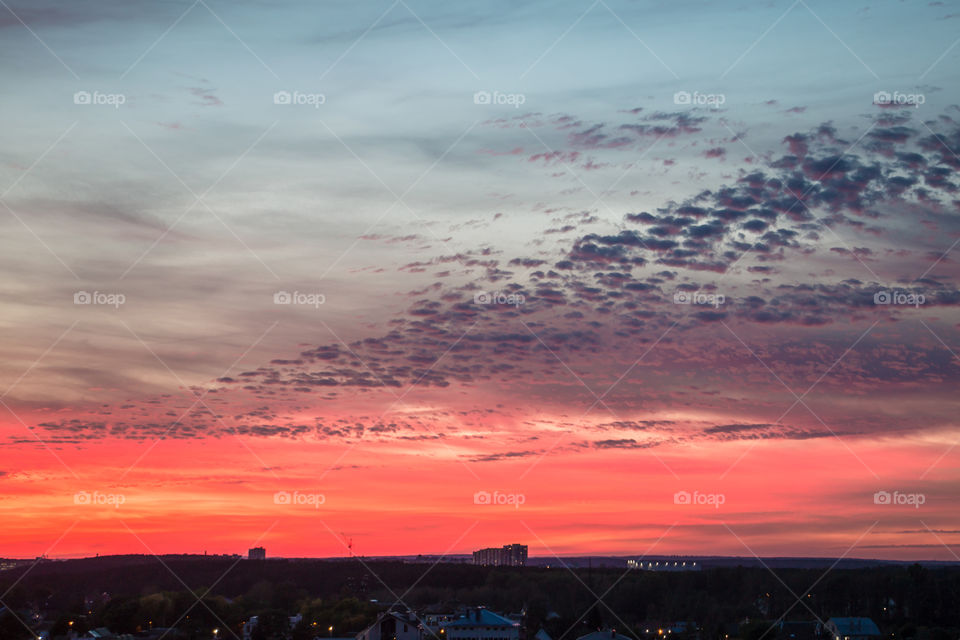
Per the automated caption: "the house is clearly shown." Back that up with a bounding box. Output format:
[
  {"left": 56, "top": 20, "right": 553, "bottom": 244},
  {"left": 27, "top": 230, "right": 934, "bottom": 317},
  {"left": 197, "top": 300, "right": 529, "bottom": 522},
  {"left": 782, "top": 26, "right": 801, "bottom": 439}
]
[
  {"left": 441, "top": 607, "right": 520, "bottom": 640},
  {"left": 824, "top": 618, "right": 880, "bottom": 640},
  {"left": 422, "top": 612, "right": 458, "bottom": 639},
  {"left": 357, "top": 610, "right": 423, "bottom": 640}
]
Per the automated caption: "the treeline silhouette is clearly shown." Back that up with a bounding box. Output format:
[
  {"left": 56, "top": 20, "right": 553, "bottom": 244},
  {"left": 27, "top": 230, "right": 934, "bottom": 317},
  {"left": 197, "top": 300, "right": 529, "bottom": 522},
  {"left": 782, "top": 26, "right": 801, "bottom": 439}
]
[{"left": 0, "top": 557, "right": 957, "bottom": 640}]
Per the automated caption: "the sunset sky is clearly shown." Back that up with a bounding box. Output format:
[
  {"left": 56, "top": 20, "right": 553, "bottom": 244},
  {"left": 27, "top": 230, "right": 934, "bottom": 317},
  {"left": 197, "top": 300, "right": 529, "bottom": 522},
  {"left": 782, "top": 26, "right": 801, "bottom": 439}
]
[{"left": 1, "top": 0, "right": 959, "bottom": 561}]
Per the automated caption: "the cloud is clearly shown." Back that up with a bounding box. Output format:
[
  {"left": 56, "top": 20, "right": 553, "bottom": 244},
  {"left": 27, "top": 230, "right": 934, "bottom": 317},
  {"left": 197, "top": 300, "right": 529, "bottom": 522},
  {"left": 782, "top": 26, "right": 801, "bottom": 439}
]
[{"left": 23, "top": 111, "right": 960, "bottom": 452}]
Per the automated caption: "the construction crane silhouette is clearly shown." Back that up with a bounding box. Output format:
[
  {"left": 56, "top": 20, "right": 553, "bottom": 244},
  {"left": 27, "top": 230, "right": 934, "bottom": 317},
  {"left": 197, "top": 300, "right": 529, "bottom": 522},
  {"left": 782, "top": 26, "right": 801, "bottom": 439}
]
[{"left": 341, "top": 532, "right": 354, "bottom": 556}]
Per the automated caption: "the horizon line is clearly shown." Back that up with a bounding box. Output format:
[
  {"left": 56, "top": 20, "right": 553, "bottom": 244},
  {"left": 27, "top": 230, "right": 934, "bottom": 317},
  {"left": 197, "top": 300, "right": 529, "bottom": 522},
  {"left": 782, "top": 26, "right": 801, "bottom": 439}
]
[{"left": 6, "top": 552, "right": 959, "bottom": 565}]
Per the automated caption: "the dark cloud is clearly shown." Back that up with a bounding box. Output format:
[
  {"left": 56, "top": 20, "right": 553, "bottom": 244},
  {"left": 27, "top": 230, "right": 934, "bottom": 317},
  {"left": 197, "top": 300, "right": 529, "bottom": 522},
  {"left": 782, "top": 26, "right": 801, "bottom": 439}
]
[{"left": 27, "top": 113, "right": 960, "bottom": 446}]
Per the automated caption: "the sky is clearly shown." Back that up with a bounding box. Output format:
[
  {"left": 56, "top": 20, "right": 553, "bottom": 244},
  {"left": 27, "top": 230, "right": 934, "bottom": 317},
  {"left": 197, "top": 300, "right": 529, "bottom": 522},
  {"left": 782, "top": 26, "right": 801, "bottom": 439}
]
[{"left": 0, "top": 0, "right": 958, "bottom": 561}]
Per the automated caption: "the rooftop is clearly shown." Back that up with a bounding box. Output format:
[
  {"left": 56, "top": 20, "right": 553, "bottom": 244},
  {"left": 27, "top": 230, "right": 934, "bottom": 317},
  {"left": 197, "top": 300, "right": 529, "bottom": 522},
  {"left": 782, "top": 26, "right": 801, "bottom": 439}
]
[
  {"left": 444, "top": 608, "right": 518, "bottom": 628},
  {"left": 827, "top": 618, "right": 880, "bottom": 636}
]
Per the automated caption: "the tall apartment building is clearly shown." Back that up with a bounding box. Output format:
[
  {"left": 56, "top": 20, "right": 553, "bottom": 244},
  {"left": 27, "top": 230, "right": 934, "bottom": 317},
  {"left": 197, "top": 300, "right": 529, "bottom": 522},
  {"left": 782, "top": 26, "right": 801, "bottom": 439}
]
[{"left": 472, "top": 544, "right": 527, "bottom": 567}]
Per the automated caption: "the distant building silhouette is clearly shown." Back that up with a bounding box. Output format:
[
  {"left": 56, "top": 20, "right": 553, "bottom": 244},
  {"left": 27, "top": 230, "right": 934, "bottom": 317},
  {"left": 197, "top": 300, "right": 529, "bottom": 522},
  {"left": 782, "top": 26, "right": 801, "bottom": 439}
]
[
  {"left": 248, "top": 546, "right": 266, "bottom": 560},
  {"left": 472, "top": 544, "right": 527, "bottom": 566}
]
